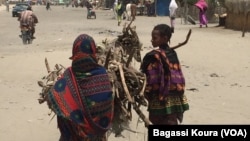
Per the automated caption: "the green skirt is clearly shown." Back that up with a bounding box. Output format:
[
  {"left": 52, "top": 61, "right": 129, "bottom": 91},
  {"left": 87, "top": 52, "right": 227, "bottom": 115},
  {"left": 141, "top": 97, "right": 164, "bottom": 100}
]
[{"left": 147, "top": 94, "right": 189, "bottom": 115}]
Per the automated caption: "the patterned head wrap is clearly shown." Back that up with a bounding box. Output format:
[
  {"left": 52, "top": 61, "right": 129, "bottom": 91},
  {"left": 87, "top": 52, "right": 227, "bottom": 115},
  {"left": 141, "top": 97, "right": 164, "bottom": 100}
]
[
  {"left": 69, "top": 34, "right": 97, "bottom": 61},
  {"left": 48, "top": 34, "right": 113, "bottom": 139}
]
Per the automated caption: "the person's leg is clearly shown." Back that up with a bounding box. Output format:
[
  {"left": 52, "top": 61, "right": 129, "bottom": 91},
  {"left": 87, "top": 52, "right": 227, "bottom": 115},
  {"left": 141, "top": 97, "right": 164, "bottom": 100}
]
[
  {"left": 199, "top": 11, "right": 203, "bottom": 28},
  {"left": 201, "top": 12, "right": 208, "bottom": 27},
  {"left": 170, "top": 16, "right": 175, "bottom": 33},
  {"left": 149, "top": 5, "right": 152, "bottom": 16},
  {"left": 151, "top": 4, "right": 156, "bottom": 16},
  {"left": 147, "top": 6, "right": 150, "bottom": 16},
  {"left": 31, "top": 26, "right": 35, "bottom": 39},
  {"left": 149, "top": 113, "right": 178, "bottom": 125},
  {"left": 166, "top": 113, "right": 178, "bottom": 125},
  {"left": 131, "top": 4, "right": 136, "bottom": 21},
  {"left": 117, "top": 15, "right": 121, "bottom": 26},
  {"left": 200, "top": 10, "right": 208, "bottom": 28},
  {"left": 113, "top": 4, "right": 117, "bottom": 19}
]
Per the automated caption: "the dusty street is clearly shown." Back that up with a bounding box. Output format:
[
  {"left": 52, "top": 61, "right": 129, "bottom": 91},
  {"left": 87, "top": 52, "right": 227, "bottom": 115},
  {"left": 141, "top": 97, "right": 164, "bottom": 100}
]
[{"left": 0, "top": 4, "right": 250, "bottom": 141}]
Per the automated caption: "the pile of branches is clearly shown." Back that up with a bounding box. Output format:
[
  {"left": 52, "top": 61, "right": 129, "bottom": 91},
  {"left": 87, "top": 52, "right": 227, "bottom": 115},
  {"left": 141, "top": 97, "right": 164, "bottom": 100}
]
[
  {"left": 37, "top": 58, "right": 66, "bottom": 116},
  {"left": 106, "top": 60, "right": 150, "bottom": 136},
  {"left": 97, "top": 21, "right": 152, "bottom": 136},
  {"left": 97, "top": 21, "right": 142, "bottom": 66}
]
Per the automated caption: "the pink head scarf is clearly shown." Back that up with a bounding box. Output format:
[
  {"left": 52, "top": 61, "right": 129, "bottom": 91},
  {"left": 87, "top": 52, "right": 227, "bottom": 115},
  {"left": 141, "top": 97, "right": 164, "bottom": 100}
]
[{"left": 195, "top": 0, "right": 208, "bottom": 11}]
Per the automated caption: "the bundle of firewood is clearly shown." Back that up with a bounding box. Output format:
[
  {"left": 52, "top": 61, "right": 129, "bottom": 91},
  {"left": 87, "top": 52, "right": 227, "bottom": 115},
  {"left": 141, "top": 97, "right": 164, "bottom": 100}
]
[
  {"left": 97, "top": 21, "right": 142, "bottom": 66},
  {"left": 96, "top": 21, "right": 152, "bottom": 136},
  {"left": 105, "top": 59, "right": 151, "bottom": 136},
  {"left": 37, "top": 58, "right": 66, "bottom": 116}
]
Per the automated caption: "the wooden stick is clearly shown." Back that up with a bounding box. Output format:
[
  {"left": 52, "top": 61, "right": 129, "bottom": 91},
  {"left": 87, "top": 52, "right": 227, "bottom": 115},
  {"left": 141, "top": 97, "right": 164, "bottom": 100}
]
[
  {"left": 45, "top": 58, "right": 51, "bottom": 73},
  {"left": 118, "top": 63, "right": 152, "bottom": 126},
  {"left": 170, "top": 29, "right": 192, "bottom": 50},
  {"left": 59, "top": 64, "right": 66, "bottom": 69},
  {"left": 124, "top": 20, "right": 133, "bottom": 34},
  {"left": 118, "top": 64, "right": 133, "bottom": 102},
  {"left": 104, "top": 48, "right": 112, "bottom": 69},
  {"left": 132, "top": 102, "right": 152, "bottom": 127},
  {"left": 126, "top": 47, "right": 136, "bottom": 67},
  {"left": 139, "top": 74, "right": 147, "bottom": 97}
]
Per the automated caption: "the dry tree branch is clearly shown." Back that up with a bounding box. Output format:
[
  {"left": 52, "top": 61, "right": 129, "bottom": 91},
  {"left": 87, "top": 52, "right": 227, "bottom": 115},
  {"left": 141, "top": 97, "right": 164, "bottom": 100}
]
[
  {"left": 45, "top": 57, "right": 51, "bottom": 73},
  {"left": 171, "top": 29, "right": 192, "bottom": 50},
  {"left": 139, "top": 74, "right": 147, "bottom": 97},
  {"left": 37, "top": 58, "right": 65, "bottom": 107},
  {"left": 118, "top": 64, "right": 133, "bottom": 102}
]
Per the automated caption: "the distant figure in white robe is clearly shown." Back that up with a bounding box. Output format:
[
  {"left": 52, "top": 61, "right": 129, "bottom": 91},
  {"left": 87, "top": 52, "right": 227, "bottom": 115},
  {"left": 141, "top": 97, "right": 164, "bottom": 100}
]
[
  {"left": 169, "top": 0, "right": 178, "bottom": 33},
  {"left": 126, "top": 2, "right": 136, "bottom": 21}
]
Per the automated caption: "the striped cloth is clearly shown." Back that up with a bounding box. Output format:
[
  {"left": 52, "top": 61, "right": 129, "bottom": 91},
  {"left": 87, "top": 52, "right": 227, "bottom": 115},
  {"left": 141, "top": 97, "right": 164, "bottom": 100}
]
[
  {"left": 48, "top": 67, "right": 113, "bottom": 140},
  {"left": 18, "top": 10, "right": 38, "bottom": 27},
  {"left": 48, "top": 34, "right": 114, "bottom": 141},
  {"left": 141, "top": 46, "right": 189, "bottom": 116}
]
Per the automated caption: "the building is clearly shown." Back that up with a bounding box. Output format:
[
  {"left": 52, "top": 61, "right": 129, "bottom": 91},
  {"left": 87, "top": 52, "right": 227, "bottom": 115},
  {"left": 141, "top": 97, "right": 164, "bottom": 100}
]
[{"left": 155, "top": 0, "right": 170, "bottom": 16}]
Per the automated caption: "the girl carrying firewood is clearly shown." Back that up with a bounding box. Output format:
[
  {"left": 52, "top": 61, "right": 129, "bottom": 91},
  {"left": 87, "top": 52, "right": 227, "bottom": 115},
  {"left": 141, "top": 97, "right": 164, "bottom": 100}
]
[{"left": 140, "top": 24, "right": 189, "bottom": 125}]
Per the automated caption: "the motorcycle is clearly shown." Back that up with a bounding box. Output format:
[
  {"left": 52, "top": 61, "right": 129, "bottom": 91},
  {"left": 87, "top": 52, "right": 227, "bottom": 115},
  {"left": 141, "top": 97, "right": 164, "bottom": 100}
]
[
  {"left": 87, "top": 8, "right": 96, "bottom": 19},
  {"left": 20, "top": 26, "right": 33, "bottom": 45}
]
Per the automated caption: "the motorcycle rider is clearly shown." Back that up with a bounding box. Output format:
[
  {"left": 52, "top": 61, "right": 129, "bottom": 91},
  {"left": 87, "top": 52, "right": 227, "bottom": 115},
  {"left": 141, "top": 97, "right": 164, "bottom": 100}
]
[
  {"left": 18, "top": 6, "right": 38, "bottom": 39},
  {"left": 85, "top": 0, "right": 93, "bottom": 16},
  {"left": 46, "top": 0, "right": 51, "bottom": 10}
]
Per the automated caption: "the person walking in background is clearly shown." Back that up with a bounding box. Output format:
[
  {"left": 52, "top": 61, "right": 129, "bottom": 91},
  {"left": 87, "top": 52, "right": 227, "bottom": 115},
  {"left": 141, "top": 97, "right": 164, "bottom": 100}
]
[
  {"left": 130, "top": 1, "right": 137, "bottom": 21},
  {"left": 125, "top": 1, "right": 137, "bottom": 21},
  {"left": 46, "top": 0, "right": 51, "bottom": 10},
  {"left": 169, "top": 0, "right": 178, "bottom": 33},
  {"left": 113, "top": 0, "right": 118, "bottom": 19},
  {"left": 6, "top": 0, "right": 10, "bottom": 12},
  {"left": 18, "top": 6, "right": 38, "bottom": 39},
  {"left": 145, "top": 0, "right": 155, "bottom": 16},
  {"left": 47, "top": 34, "right": 114, "bottom": 141},
  {"left": 150, "top": 0, "right": 156, "bottom": 16},
  {"left": 195, "top": 0, "right": 208, "bottom": 28},
  {"left": 115, "top": 0, "right": 124, "bottom": 26},
  {"left": 27, "top": 0, "right": 32, "bottom": 6},
  {"left": 145, "top": 0, "right": 152, "bottom": 16},
  {"left": 140, "top": 24, "right": 189, "bottom": 125},
  {"left": 85, "top": 0, "right": 93, "bottom": 16}
]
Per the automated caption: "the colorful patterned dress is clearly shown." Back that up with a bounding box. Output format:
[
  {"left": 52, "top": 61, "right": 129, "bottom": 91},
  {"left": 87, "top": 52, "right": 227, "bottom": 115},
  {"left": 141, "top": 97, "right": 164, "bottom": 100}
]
[
  {"left": 141, "top": 45, "right": 189, "bottom": 125},
  {"left": 47, "top": 34, "right": 114, "bottom": 141}
]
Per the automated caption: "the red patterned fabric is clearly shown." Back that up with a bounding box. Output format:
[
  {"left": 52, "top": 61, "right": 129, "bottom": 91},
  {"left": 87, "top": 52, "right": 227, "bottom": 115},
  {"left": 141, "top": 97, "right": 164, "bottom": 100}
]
[
  {"left": 48, "top": 34, "right": 113, "bottom": 140},
  {"left": 48, "top": 68, "right": 113, "bottom": 140}
]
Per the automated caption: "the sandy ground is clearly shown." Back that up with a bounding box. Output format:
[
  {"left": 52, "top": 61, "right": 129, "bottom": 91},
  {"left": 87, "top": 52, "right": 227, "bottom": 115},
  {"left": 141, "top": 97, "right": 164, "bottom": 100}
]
[{"left": 0, "top": 4, "right": 250, "bottom": 141}]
